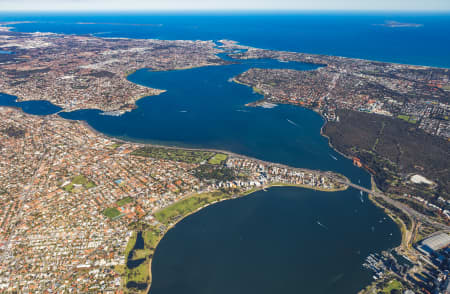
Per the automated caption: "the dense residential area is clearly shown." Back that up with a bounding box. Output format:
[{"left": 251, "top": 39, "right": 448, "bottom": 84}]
[
  {"left": 229, "top": 45, "right": 450, "bottom": 140},
  {"left": 0, "top": 108, "right": 344, "bottom": 292}
]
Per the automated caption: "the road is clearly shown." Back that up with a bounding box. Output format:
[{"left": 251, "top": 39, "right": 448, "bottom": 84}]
[{"left": 334, "top": 178, "right": 449, "bottom": 231}]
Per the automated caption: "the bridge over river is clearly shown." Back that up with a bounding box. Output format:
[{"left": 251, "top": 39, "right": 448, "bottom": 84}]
[{"left": 333, "top": 177, "right": 449, "bottom": 232}]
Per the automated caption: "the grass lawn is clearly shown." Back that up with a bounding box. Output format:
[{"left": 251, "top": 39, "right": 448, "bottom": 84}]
[
  {"left": 114, "top": 264, "right": 126, "bottom": 275},
  {"left": 131, "top": 249, "right": 152, "bottom": 260},
  {"left": 125, "top": 260, "right": 150, "bottom": 284},
  {"left": 72, "top": 175, "right": 88, "bottom": 185},
  {"left": 103, "top": 207, "right": 121, "bottom": 219},
  {"left": 63, "top": 175, "right": 96, "bottom": 191},
  {"left": 85, "top": 181, "right": 96, "bottom": 189},
  {"left": 252, "top": 86, "right": 263, "bottom": 94},
  {"left": 131, "top": 146, "right": 215, "bottom": 164},
  {"left": 382, "top": 279, "right": 403, "bottom": 293},
  {"left": 63, "top": 183, "right": 74, "bottom": 192},
  {"left": 124, "top": 231, "right": 137, "bottom": 260},
  {"left": 208, "top": 153, "right": 228, "bottom": 165},
  {"left": 120, "top": 228, "right": 162, "bottom": 290},
  {"left": 397, "top": 114, "right": 409, "bottom": 120},
  {"left": 117, "top": 196, "right": 133, "bottom": 207},
  {"left": 142, "top": 230, "right": 161, "bottom": 249},
  {"left": 108, "top": 142, "right": 122, "bottom": 150},
  {"left": 155, "top": 192, "right": 228, "bottom": 225},
  {"left": 397, "top": 115, "right": 417, "bottom": 124}
]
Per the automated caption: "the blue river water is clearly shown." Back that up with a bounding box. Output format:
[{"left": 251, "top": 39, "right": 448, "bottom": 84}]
[
  {"left": 0, "top": 13, "right": 446, "bottom": 292},
  {"left": 150, "top": 186, "right": 398, "bottom": 294},
  {"left": 0, "top": 93, "right": 62, "bottom": 115}
]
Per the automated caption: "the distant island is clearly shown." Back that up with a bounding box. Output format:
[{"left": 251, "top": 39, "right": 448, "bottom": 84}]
[
  {"left": 76, "top": 22, "right": 163, "bottom": 27},
  {"left": 374, "top": 21, "right": 424, "bottom": 28}
]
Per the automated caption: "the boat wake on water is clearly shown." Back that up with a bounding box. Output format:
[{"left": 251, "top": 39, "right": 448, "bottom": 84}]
[
  {"left": 317, "top": 220, "right": 329, "bottom": 230},
  {"left": 92, "top": 32, "right": 113, "bottom": 36},
  {"left": 287, "top": 119, "right": 300, "bottom": 127}
]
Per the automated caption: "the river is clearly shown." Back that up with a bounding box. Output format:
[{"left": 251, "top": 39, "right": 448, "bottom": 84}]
[{"left": 0, "top": 13, "right": 432, "bottom": 292}]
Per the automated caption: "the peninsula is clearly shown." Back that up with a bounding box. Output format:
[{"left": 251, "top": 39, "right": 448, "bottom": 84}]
[
  {"left": 0, "top": 22, "right": 227, "bottom": 113},
  {"left": 226, "top": 41, "right": 449, "bottom": 205}
]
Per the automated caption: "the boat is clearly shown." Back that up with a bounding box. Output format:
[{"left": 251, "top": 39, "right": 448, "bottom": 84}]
[
  {"left": 329, "top": 154, "right": 338, "bottom": 160},
  {"left": 100, "top": 110, "right": 122, "bottom": 116}
]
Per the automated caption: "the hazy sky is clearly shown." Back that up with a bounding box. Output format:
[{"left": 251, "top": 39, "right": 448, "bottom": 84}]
[{"left": 1, "top": 0, "right": 449, "bottom": 12}]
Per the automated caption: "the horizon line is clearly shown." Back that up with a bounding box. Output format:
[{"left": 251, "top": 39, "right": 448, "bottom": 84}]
[{"left": 1, "top": 9, "right": 450, "bottom": 13}]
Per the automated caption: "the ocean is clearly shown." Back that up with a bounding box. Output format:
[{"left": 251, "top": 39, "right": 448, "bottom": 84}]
[{"left": 1, "top": 12, "right": 449, "bottom": 67}]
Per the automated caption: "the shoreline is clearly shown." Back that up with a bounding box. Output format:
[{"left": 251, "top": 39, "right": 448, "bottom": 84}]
[
  {"left": 0, "top": 59, "right": 234, "bottom": 116},
  {"left": 232, "top": 76, "right": 358, "bottom": 164},
  {"left": 128, "top": 181, "right": 348, "bottom": 294},
  {"left": 231, "top": 77, "right": 363, "bottom": 165},
  {"left": 66, "top": 102, "right": 352, "bottom": 293},
  {"left": 10, "top": 87, "right": 166, "bottom": 114},
  {"left": 357, "top": 177, "right": 414, "bottom": 294},
  {"left": 215, "top": 87, "right": 413, "bottom": 293},
  {"left": 78, "top": 118, "right": 346, "bottom": 180}
]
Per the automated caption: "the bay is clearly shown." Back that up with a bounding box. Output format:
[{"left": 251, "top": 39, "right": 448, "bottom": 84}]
[{"left": 0, "top": 93, "right": 62, "bottom": 115}]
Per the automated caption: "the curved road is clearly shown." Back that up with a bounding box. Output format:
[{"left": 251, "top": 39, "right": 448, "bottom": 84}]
[{"left": 334, "top": 178, "right": 449, "bottom": 231}]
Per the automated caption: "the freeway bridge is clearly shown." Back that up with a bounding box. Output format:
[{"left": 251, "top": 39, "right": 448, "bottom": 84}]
[{"left": 334, "top": 178, "right": 449, "bottom": 231}]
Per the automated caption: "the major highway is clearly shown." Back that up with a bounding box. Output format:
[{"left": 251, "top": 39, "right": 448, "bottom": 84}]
[{"left": 334, "top": 177, "right": 449, "bottom": 231}]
